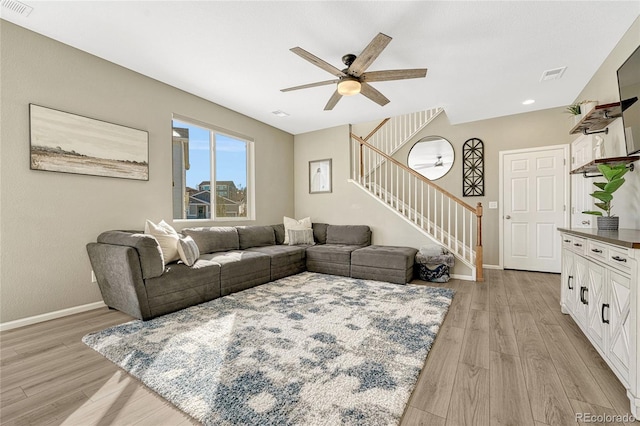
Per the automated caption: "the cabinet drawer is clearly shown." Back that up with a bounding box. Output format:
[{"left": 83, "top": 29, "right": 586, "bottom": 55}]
[
  {"left": 562, "top": 234, "right": 574, "bottom": 249},
  {"left": 608, "top": 246, "right": 631, "bottom": 273},
  {"left": 569, "top": 237, "right": 587, "bottom": 255},
  {"left": 587, "top": 240, "right": 608, "bottom": 262}
]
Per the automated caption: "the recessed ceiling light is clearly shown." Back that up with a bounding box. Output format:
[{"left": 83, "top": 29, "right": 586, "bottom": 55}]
[
  {"left": 522, "top": 99, "right": 535, "bottom": 105},
  {"left": 272, "top": 110, "right": 290, "bottom": 117}
]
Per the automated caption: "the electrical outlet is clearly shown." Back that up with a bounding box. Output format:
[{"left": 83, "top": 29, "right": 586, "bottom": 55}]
[
  {"left": 489, "top": 201, "right": 498, "bottom": 209},
  {"left": 91, "top": 270, "right": 97, "bottom": 283}
]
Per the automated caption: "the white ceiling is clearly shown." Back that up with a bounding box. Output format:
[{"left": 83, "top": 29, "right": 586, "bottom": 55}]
[{"left": 2, "top": 1, "right": 639, "bottom": 135}]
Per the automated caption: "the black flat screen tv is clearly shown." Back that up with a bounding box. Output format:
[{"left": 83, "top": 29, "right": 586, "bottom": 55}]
[{"left": 617, "top": 45, "right": 640, "bottom": 155}]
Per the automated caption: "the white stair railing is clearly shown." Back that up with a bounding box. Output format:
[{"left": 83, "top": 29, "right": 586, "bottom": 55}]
[
  {"left": 366, "top": 107, "right": 443, "bottom": 156},
  {"left": 351, "top": 134, "right": 484, "bottom": 281}
]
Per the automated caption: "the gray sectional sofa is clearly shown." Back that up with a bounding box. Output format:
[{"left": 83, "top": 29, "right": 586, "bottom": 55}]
[{"left": 87, "top": 223, "right": 417, "bottom": 320}]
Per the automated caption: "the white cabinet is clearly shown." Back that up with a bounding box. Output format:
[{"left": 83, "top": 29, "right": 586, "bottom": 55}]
[{"left": 560, "top": 231, "right": 639, "bottom": 416}]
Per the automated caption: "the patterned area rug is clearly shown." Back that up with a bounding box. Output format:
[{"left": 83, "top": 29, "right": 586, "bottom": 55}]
[{"left": 83, "top": 272, "right": 454, "bottom": 425}]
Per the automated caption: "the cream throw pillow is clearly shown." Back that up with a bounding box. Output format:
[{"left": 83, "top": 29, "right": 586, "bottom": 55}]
[
  {"left": 283, "top": 216, "right": 312, "bottom": 244},
  {"left": 145, "top": 219, "right": 180, "bottom": 265}
]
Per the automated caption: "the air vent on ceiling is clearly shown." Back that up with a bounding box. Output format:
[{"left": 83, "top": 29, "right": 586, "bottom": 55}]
[
  {"left": 1, "top": 0, "right": 32, "bottom": 16},
  {"left": 540, "top": 67, "right": 566, "bottom": 82}
]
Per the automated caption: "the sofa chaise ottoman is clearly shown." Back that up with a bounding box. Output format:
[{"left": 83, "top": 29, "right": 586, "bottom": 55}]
[{"left": 351, "top": 245, "right": 418, "bottom": 284}]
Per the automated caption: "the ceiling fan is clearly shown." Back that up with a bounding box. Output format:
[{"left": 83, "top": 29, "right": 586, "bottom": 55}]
[
  {"left": 281, "top": 33, "right": 427, "bottom": 111},
  {"left": 413, "top": 155, "right": 450, "bottom": 169}
]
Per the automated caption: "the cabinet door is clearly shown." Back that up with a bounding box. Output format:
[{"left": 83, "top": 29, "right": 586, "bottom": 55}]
[
  {"left": 571, "top": 134, "right": 594, "bottom": 169},
  {"left": 573, "top": 255, "right": 589, "bottom": 327},
  {"left": 561, "top": 248, "right": 577, "bottom": 314},
  {"left": 570, "top": 174, "right": 596, "bottom": 228},
  {"left": 586, "top": 261, "right": 606, "bottom": 351},
  {"left": 606, "top": 270, "right": 631, "bottom": 383}
]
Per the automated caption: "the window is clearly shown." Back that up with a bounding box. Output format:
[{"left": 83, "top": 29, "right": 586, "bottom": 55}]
[{"left": 172, "top": 117, "right": 253, "bottom": 220}]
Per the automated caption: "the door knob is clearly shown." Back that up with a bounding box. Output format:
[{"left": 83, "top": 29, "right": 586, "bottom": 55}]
[
  {"left": 505, "top": 215, "right": 511, "bottom": 219},
  {"left": 582, "top": 220, "right": 590, "bottom": 225}
]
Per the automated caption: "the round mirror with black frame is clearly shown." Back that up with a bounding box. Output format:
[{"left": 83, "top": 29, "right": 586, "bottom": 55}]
[{"left": 407, "top": 136, "right": 454, "bottom": 180}]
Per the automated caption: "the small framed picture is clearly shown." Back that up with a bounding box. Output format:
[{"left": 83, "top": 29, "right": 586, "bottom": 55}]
[{"left": 309, "top": 158, "right": 332, "bottom": 194}]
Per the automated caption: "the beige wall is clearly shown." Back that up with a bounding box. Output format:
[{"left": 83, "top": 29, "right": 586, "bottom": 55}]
[
  {"left": 572, "top": 16, "right": 640, "bottom": 229},
  {"left": 0, "top": 21, "right": 295, "bottom": 323}
]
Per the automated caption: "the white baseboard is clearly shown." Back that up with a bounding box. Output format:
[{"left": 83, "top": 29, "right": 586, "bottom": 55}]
[
  {"left": 482, "top": 264, "right": 503, "bottom": 270},
  {"left": 0, "top": 301, "right": 106, "bottom": 332},
  {"left": 450, "top": 273, "right": 474, "bottom": 281}
]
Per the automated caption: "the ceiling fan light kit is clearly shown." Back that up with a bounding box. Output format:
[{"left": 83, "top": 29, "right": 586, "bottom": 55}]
[
  {"left": 282, "top": 32, "right": 427, "bottom": 110},
  {"left": 337, "top": 78, "right": 361, "bottom": 96}
]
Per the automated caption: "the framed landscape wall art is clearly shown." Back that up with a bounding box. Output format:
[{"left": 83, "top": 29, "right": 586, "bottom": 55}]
[
  {"left": 29, "top": 104, "right": 149, "bottom": 181},
  {"left": 309, "top": 158, "right": 332, "bottom": 194}
]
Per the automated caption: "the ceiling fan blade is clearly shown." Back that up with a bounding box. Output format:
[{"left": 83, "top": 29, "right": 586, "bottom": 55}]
[
  {"left": 360, "top": 82, "right": 390, "bottom": 107},
  {"left": 348, "top": 33, "right": 392, "bottom": 77},
  {"left": 290, "top": 47, "right": 346, "bottom": 78},
  {"left": 281, "top": 79, "right": 339, "bottom": 92},
  {"left": 324, "top": 90, "right": 343, "bottom": 111},
  {"left": 361, "top": 68, "right": 428, "bottom": 82}
]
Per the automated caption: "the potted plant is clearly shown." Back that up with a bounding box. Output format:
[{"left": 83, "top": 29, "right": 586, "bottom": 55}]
[
  {"left": 582, "top": 163, "right": 628, "bottom": 230},
  {"left": 566, "top": 103, "right": 582, "bottom": 125}
]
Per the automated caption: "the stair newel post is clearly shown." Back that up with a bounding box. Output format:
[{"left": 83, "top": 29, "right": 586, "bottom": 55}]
[{"left": 475, "top": 202, "right": 484, "bottom": 282}]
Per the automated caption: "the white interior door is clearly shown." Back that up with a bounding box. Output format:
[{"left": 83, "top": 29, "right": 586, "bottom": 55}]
[{"left": 502, "top": 146, "right": 567, "bottom": 272}]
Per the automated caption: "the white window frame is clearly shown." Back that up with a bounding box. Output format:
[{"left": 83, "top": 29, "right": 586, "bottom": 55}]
[{"left": 172, "top": 114, "right": 255, "bottom": 222}]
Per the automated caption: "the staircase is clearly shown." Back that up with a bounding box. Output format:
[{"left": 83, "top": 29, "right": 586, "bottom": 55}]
[
  {"left": 365, "top": 107, "right": 443, "bottom": 156},
  {"left": 350, "top": 115, "right": 483, "bottom": 281}
]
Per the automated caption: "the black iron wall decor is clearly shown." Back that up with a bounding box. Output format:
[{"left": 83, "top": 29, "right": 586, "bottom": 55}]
[{"left": 462, "top": 138, "right": 484, "bottom": 196}]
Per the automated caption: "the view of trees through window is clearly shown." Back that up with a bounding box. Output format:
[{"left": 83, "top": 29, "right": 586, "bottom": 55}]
[{"left": 172, "top": 119, "right": 248, "bottom": 220}]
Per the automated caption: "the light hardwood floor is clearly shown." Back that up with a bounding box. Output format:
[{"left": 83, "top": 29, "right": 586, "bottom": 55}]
[{"left": 1, "top": 269, "right": 637, "bottom": 425}]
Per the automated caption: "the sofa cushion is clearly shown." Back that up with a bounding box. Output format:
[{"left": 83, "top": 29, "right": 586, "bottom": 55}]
[
  {"left": 325, "top": 225, "right": 371, "bottom": 246},
  {"left": 246, "top": 245, "right": 307, "bottom": 266},
  {"left": 305, "top": 244, "right": 362, "bottom": 264},
  {"left": 271, "top": 224, "right": 286, "bottom": 245},
  {"left": 97, "top": 230, "right": 164, "bottom": 279},
  {"left": 182, "top": 227, "right": 239, "bottom": 254},
  {"left": 236, "top": 226, "right": 276, "bottom": 249},
  {"left": 247, "top": 245, "right": 308, "bottom": 280},
  {"left": 144, "top": 259, "right": 221, "bottom": 317},
  {"left": 351, "top": 245, "right": 418, "bottom": 270},
  {"left": 312, "top": 223, "right": 329, "bottom": 244},
  {"left": 200, "top": 251, "right": 271, "bottom": 295}
]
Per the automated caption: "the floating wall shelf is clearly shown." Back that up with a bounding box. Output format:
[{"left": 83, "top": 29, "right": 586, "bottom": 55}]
[
  {"left": 570, "top": 156, "right": 639, "bottom": 178},
  {"left": 569, "top": 97, "right": 638, "bottom": 136}
]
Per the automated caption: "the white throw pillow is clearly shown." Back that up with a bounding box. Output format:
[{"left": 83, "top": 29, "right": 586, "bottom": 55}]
[
  {"left": 145, "top": 219, "right": 180, "bottom": 264},
  {"left": 283, "top": 216, "right": 311, "bottom": 244}
]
